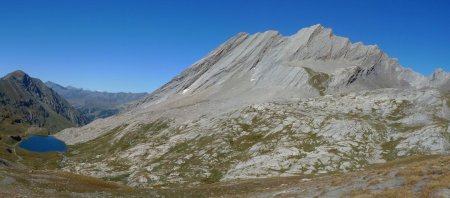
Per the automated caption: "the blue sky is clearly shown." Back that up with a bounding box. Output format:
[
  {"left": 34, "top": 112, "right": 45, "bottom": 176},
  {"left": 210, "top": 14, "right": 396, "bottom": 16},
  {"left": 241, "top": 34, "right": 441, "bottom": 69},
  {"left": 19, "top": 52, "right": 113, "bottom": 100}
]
[{"left": 0, "top": 0, "right": 449, "bottom": 92}]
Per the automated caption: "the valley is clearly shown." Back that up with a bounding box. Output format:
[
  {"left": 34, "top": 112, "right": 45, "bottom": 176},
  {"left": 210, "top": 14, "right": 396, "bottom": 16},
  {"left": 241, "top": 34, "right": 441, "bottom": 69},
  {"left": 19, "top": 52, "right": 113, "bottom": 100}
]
[{"left": 45, "top": 81, "right": 147, "bottom": 123}]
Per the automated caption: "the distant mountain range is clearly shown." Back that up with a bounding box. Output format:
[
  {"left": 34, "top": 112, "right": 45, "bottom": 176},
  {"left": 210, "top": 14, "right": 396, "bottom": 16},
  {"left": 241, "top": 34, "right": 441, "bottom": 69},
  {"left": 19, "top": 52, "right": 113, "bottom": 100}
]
[
  {"left": 0, "top": 70, "right": 87, "bottom": 136},
  {"left": 45, "top": 81, "right": 147, "bottom": 123}
]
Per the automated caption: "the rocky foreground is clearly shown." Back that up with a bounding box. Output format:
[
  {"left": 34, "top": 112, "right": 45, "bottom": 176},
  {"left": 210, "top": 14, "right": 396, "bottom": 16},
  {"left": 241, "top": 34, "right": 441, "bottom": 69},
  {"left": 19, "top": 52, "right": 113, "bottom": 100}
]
[
  {"left": 55, "top": 88, "right": 450, "bottom": 189},
  {"left": 1, "top": 155, "right": 450, "bottom": 197}
]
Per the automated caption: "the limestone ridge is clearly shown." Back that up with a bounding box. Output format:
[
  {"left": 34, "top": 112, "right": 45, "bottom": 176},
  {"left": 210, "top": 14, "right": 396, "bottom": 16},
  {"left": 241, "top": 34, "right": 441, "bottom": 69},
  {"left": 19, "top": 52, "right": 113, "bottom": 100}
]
[{"left": 138, "top": 24, "right": 449, "bottom": 107}]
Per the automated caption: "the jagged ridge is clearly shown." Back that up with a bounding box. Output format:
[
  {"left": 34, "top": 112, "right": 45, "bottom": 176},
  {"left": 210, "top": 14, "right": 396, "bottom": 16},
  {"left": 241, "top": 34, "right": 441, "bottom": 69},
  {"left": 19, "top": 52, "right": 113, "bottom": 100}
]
[{"left": 139, "top": 24, "right": 450, "bottom": 107}]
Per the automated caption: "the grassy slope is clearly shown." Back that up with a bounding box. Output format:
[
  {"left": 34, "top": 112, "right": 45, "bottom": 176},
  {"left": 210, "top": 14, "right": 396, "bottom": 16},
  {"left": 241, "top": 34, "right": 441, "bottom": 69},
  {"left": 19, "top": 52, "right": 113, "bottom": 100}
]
[
  {"left": 0, "top": 166, "right": 152, "bottom": 198},
  {"left": 137, "top": 154, "right": 450, "bottom": 197},
  {"left": 0, "top": 79, "right": 77, "bottom": 134},
  {"left": 303, "top": 67, "right": 330, "bottom": 96}
]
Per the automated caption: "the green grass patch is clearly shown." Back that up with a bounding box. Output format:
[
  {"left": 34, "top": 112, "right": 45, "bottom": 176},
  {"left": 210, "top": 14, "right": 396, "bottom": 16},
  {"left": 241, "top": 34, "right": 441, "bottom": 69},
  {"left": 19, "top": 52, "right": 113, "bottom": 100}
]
[
  {"left": 303, "top": 67, "right": 330, "bottom": 96},
  {"left": 381, "top": 137, "right": 405, "bottom": 161},
  {"left": 15, "top": 147, "right": 63, "bottom": 170}
]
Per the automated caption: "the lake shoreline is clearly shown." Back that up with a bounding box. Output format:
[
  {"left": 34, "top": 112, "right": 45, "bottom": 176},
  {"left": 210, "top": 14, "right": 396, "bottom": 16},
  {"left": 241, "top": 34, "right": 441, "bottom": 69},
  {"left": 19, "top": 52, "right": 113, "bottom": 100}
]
[{"left": 18, "top": 135, "right": 68, "bottom": 153}]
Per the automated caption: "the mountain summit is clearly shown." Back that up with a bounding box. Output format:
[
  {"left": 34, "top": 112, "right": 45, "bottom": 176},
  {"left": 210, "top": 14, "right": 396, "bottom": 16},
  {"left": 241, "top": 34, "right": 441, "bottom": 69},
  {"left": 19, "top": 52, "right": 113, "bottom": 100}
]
[
  {"left": 56, "top": 25, "right": 450, "bottom": 188},
  {"left": 138, "top": 24, "right": 448, "bottom": 110},
  {"left": 0, "top": 70, "right": 88, "bottom": 133}
]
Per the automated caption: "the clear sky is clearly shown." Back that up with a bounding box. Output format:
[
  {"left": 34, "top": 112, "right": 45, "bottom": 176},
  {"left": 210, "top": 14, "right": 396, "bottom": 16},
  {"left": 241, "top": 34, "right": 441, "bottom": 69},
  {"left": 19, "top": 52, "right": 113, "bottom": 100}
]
[{"left": 1, "top": 0, "right": 449, "bottom": 93}]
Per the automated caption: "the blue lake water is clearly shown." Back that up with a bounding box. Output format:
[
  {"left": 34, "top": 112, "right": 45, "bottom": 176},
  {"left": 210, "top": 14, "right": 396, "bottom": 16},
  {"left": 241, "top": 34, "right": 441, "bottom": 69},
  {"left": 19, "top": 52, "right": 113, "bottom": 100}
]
[{"left": 18, "top": 135, "right": 67, "bottom": 153}]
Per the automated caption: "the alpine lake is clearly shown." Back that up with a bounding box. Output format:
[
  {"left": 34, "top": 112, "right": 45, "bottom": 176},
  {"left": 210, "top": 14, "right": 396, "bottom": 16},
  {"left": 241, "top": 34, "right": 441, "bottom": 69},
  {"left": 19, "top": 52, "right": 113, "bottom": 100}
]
[{"left": 18, "top": 135, "right": 67, "bottom": 153}]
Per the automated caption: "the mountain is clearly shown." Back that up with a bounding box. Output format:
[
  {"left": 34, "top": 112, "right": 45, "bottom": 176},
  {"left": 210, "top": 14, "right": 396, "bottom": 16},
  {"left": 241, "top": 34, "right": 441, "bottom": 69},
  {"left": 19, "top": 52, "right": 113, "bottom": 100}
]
[
  {"left": 0, "top": 70, "right": 87, "bottom": 135},
  {"left": 0, "top": 70, "right": 88, "bottom": 167},
  {"left": 137, "top": 24, "right": 449, "bottom": 108},
  {"left": 56, "top": 25, "right": 450, "bottom": 188},
  {"left": 45, "top": 81, "right": 147, "bottom": 123}
]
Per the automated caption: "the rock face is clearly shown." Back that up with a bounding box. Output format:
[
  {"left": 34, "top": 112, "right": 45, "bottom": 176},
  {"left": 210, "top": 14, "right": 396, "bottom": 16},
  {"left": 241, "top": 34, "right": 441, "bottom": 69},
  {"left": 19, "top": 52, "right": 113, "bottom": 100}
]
[
  {"left": 138, "top": 24, "right": 448, "bottom": 107},
  {"left": 45, "top": 81, "right": 147, "bottom": 123},
  {"left": 0, "top": 70, "right": 88, "bottom": 134},
  {"left": 56, "top": 25, "right": 450, "bottom": 188}
]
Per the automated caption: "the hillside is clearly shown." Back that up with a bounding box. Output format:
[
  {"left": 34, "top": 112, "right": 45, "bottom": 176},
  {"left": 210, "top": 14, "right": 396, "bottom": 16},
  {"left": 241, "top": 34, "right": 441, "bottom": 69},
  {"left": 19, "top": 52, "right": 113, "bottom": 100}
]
[
  {"left": 0, "top": 70, "right": 87, "bottom": 133},
  {"left": 46, "top": 81, "right": 147, "bottom": 122},
  {"left": 0, "top": 70, "right": 87, "bottom": 165}
]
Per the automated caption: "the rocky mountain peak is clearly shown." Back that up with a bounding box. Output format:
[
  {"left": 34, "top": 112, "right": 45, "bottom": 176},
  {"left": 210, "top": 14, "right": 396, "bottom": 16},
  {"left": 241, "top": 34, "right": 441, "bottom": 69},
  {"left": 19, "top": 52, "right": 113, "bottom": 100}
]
[
  {"left": 428, "top": 68, "right": 450, "bottom": 91},
  {"left": 293, "top": 24, "right": 325, "bottom": 35},
  {"left": 136, "top": 25, "right": 449, "bottom": 111},
  {"left": 3, "top": 70, "right": 42, "bottom": 96},
  {"left": 3, "top": 70, "right": 30, "bottom": 81},
  {"left": 0, "top": 70, "right": 88, "bottom": 133},
  {"left": 432, "top": 68, "right": 446, "bottom": 79}
]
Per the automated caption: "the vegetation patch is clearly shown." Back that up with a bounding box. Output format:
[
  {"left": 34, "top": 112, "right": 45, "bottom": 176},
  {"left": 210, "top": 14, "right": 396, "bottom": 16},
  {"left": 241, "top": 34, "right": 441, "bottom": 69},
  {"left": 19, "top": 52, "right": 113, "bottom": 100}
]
[
  {"left": 230, "top": 133, "right": 264, "bottom": 151},
  {"left": 385, "top": 100, "right": 412, "bottom": 121},
  {"left": 298, "top": 132, "right": 327, "bottom": 152},
  {"left": 381, "top": 137, "right": 405, "bottom": 161},
  {"left": 14, "top": 147, "right": 63, "bottom": 170},
  {"left": 201, "top": 169, "right": 223, "bottom": 184},
  {"left": 303, "top": 67, "right": 330, "bottom": 96}
]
